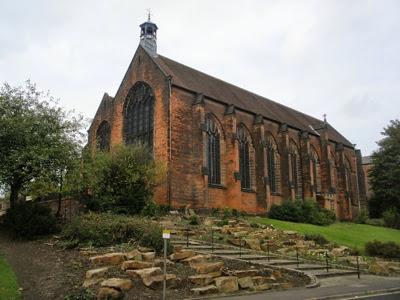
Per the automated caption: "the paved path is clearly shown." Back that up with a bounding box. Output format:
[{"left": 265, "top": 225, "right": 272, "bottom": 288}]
[{"left": 224, "top": 275, "right": 400, "bottom": 300}]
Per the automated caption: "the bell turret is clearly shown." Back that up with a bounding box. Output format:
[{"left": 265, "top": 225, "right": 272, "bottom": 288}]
[{"left": 139, "top": 13, "right": 158, "bottom": 57}]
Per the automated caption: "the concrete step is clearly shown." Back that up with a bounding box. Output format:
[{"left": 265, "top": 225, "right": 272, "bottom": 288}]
[
  {"left": 171, "top": 240, "right": 201, "bottom": 246},
  {"left": 184, "top": 245, "right": 225, "bottom": 250},
  {"left": 242, "top": 259, "right": 300, "bottom": 266},
  {"left": 204, "top": 250, "right": 252, "bottom": 256},
  {"left": 295, "top": 264, "right": 328, "bottom": 271},
  {"left": 312, "top": 269, "right": 359, "bottom": 278}
]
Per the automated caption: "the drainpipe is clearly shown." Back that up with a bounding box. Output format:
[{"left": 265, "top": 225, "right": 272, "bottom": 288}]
[{"left": 353, "top": 145, "right": 361, "bottom": 213}]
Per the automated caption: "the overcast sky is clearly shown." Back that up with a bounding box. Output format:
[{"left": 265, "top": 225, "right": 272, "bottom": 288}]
[{"left": 1, "top": 0, "right": 399, "bottom": 155}]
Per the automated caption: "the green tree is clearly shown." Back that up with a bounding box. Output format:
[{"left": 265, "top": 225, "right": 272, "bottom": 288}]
[
  {"left": 369, "top": 119, "right": 400, "bottom": 217},
  {"left": 0, "top": 81, "right": 83, "bottom": 208}
]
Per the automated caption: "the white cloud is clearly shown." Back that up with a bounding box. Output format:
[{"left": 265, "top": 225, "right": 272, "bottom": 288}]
[{"left": 0, "top": 0, "right": 399, "bottom": 155}]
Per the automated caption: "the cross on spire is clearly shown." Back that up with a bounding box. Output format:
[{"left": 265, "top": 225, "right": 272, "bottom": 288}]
[{"left": 323, "top": 113, "right": 327, "bottom": 123}]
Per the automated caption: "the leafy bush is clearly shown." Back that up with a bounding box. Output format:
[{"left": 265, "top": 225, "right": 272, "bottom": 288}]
[
  {"left": 268, "top": 199, "right": 336, "bottom": 225},
  {"left": 188, "top": 214, "right": 200, "bottom": 225},
  {"left": 304, "top": 233, "right": 328, "bottom": 245},
  {"left": 365, "top": 240, "right": 400, "bottom": 259},
  {"left": 216, "top": 219, "right": 229, "bottom": 227},
  {"left": 250, "top": 222, "right": 260, "bottom": 228},
  {"left": 61, "top": 213, "right": 167, "bottom": 253},
  {"left": 354, "top": 209, "right": 369, "bottom": 224},
  {"left": 382, "top": 208, "right": 400, "bottom": 229},
  {"left": 4, "top": 202, "right": 59, "bottom": 238},
  {"left": 77, "top": 144, "right": 165, "bottom": 215},
  {"left": 365, "top": 218, "right": 385, "bottom": 227},
  {"left": 141, "top": 201, "right": 162, "bottom": 218}
]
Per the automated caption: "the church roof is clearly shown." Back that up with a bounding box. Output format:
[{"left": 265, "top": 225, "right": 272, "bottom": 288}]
[{"left": 153, "top": 53, "right": 353, "bottom": 147}]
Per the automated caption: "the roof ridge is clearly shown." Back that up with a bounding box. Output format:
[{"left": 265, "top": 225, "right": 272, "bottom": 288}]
[{"left": 157, "top": 54, "right": 324, "bottom": 125}]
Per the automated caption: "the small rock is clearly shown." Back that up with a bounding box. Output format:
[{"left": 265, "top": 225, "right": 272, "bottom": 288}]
[
  {"left": 127, "top": 267, "right": 162, "bottom": 279},
  {"left": 169, "top": 250, "right": 195, "bottom": 261},
  {"left": 232, "top": 269, "right": 259, "bottom": 278},
  {"left": 153, "top": 258, "right": 174, "bottom": 268},
  {"left": 244, "top": 239, "right": 261, "bottom": 251},
  {"left": 138, "top": 246, "right": 153, "bottom": 252},
  {"left": 97, "top": 287, "right": 122, "bottom": 300},
  {"left": 82, "top": 277, "right": 103, "bottom": 288},
  {"left": 121, "top": 260, "right": 153, "bottom": 270},
  {"left": 142, "top": 274, "right": 177, "bottom": 289},
  {"left": 89, "top": 253, "right": 126, "bottom": 266},
  {"left": 214, "top": 276, "right": 239, "bottom": 293},
  {"left": 253, "top": 283, "right": 271, "bottom": 291},
  {"left": 192, "top": 262, "right": 224, "bottom": 274},
  {"left": 252, "top": 276, "right": 269, "bottom": 285},
  {"left": 181, "top": 254, "right": 211, "bottom": 265},
  {"left": 101, "top": 278, "right": 133, "bottom": 291},
  {"left": 238, "top": 277, "right": 254, "bottom": 289},
  {"left": 142, "top": 252, "right": 156, "bottom": 261},
  {"left": 189, "top": 272, "right": 221, "bottom": 286},
  {"left": 191, "top": 285, "right": 218, "bottom": 295},
  {"left": 126, "top": 249, "right": 142, "bottom": 260},
  {"left": 86, "top": 267, "right": 108, "bottom": 279}
]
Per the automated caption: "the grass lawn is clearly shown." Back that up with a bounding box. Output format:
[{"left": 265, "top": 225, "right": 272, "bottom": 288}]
[
  {"left": 0, "top": 255, "right": 20, "bottom": 300},
  {"left": 249, "top": 217, "right": 400, "bottom": 253}
]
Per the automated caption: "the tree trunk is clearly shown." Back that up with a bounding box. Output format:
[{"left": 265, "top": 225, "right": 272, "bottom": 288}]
[
  {"left": 9, "top": 183, "right": 21, "bottom": 209},
  {"left": 56, "top": 174, "right": 63, "bottom": 218}
]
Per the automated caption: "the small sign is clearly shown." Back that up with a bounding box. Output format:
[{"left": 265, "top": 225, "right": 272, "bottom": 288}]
[{"left": 162, "top": 229, "right": 171, "bottom": 239}]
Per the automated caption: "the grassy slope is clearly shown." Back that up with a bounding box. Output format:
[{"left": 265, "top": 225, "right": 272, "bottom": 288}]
[
  {"left": 249, "top": 217, "right": 400, "bottom": 252},
  {"left": 0, "top": 255, "right": 20, "bottom": 300}
]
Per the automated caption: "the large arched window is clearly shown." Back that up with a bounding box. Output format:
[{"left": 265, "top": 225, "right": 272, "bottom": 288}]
[
  {"left": 237, "top": 124, "right": 252, "bottom": 190},
  {"left": 310, "top": 146, "right": 322, "bottom": 194},
  {"left": 96, "top": 121, "right": 111, "bottom": 151},
  {"left": 329, "top": 151, "right": 337, "bottom": 190},
  {"left": 205, "top": 115, "right": 221, "bottom": 185},
  {"left": 123, "top": 81, "right": 154, "bottom": 149},
  {"left": 266, "top": 135, "right": 281, "bottom": 194},
  {"left": 289, "top": 141, "right": 303, "bottom": 199}
]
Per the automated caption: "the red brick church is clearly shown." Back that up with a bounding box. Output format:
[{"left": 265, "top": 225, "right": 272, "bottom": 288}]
[{"left": 88, "top": 17, "right": 367, "bottom": 220}]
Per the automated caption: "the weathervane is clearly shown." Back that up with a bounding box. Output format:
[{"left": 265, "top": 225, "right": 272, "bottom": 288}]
[{"left": 323, "top": 113, "right": 327, "bottom": 123}]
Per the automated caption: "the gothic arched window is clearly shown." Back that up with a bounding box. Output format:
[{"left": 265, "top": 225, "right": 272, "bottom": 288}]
[
  {"left": 266, "top": 136, "right": 281, "bottom": 194},
  {"left": 205, "top": 115, "right": 221, "bottom": 185},
  {"left": 237, "top": 124, "right": 251, "bottom": 190},
  {"left": 310, "top": 147, "right": 322, "bottom": 194},
  {"left": 123, "top": 81, "right": 154, "bottom": 149},
  {"left": 96, "top": 121, "right": 111, "bottom": 151},
  {"left": 289, "top": 141, "right": 303, "bottom": 199}
]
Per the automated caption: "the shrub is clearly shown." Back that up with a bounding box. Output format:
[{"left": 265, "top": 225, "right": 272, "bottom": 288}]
[
  {"left": 61, "top": 213, "right": 167, "bottom": 253},
  {"left": 304, "top": 233, "right": 328, "bottom": 245},
  {"left": 365, "top": 218, "right": 385, "bottom": 227},
  {"left": 216, "top": 219, "right": 229, "bottom": 227},
  {"left": 141, "top": 201, "right": 161, "bottom": 218},
  {"left": 365, "top": 240, "right": 400, "bottom": 259},
  {"left": 268, "top": 199, "right": 336, "bottom": 225},
  {"left": 188, "top": 214, "right": 200, "bottom": 225},
  {"left": 382, "top": 208, "right": 400, "bottom": 229},
  {"left": 78, "top": 144, "right": 165, "bottom": 215},
  {"left": 4, "top": 202, "right": 59, "bottom": 238},
  {"left": 250, "top": 222, "right": 260, "bottom": 228},
  {"left": 354, "top": 209, "right": 369, "bottom": 224}
]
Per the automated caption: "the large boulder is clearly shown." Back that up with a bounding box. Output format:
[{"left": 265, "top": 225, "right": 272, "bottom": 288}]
[
  {"left": 191, "top": 262, "right": 224, "bottom": 274},
  {"left": 214, "top": 276, "right": 239, "bottom": 293},
  {"left": 331, "top": 246, "right": 351, "bottom": 257},
  {"left": 121, "top": 260, "right": 153, "bottom": 270},
  {"left": 153, "top": 258, "right": 174, "bottom": 268},
  {"left": 101, "top": 278, "right": 133, "bottom": 291},
  {"left": 97, "top": 287, "right": 122, "bottom": 300},
  {"left": 82, "top": 277, "right": 103, "bottom": 288},
  {"left": 142, "top": 274, "right": 177, "bottom": 289},
  {"left": 127, "top": 267, "right": 162, "bottom": 279},
  {"left": 89, "top": 253, "right": 126, "bottom": 266},
  {"left": 189, "top": 272, "right": 221, "bottom": 286},
  {"left": 232, "top": 269, "right": 259, "bottom": 278}
]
